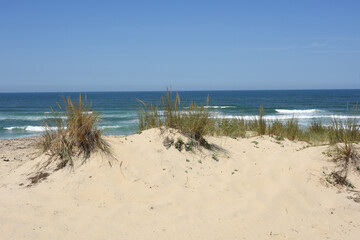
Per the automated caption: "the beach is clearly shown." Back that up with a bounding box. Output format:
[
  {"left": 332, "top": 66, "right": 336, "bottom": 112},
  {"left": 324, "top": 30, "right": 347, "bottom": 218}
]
[
  {"left": 1, "top": 128, "right": 359, "bottom": 239},
  {"left": 2, "top": 0, "right": 360, "bottom": 238}
]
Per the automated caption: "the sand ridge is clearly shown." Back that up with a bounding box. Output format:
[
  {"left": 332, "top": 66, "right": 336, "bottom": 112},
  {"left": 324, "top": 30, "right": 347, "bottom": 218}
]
[{"left": 0, "top": 128, "right": 359, "bottom": 239}]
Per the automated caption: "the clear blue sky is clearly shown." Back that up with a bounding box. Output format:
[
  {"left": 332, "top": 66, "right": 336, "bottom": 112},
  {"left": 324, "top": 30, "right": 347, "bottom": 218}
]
[{"left": 1, "top": 0, "right": 359, "bottom": 92}]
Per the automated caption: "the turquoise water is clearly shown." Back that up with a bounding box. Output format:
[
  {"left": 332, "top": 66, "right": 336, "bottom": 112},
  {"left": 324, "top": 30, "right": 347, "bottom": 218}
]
[{"left": 0, "top": 90, "right": 359, "bottom": 139}]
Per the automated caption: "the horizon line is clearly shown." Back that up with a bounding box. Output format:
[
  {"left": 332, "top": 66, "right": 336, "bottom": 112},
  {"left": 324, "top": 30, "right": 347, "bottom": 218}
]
[{"left": 1, "top": 88, "right": 360, "bottom": 94}]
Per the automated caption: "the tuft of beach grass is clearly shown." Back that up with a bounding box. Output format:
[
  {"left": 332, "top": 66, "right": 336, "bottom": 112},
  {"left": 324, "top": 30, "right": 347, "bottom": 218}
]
[
  {"left": 138, "top": 87, "right": 211, "bottom": 145},
  {"left": 40, "top": 94, "right": 111, "bottom": 170}
]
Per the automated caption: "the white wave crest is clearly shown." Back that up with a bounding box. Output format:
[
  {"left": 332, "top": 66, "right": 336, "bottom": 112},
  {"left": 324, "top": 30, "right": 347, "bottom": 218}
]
[
  {"left": 275, "top": 109, "right": 321, "bottom": 114},
  {"left": 204, "top": 106, "right": 235, "bottom": 109},
  {"left": 0, "top": 115, "right": 66, "bottom": 121},
  {"left": 5, "top": 123, "right": 139, "bottom": 132},
  {"left": 217, "top": 114, "right": 360, "bottom": 121},
  {"left": 100, "top": 121, "right": 139, "bottom": 130},
  {"left": 4, "top": 126, "right": 58, "bottom": 132},
  {"left": 25, "top": 126, "right": 48, "bottom": 132},
  {"left": 4, "top": 126, "right": 26, "bottom": 130},
  {"left": 100, "top": 125, "right": 127, "bottom": 130}
]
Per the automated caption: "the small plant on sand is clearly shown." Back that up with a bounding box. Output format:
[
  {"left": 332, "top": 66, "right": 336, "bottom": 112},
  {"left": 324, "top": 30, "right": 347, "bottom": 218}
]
[
  {"left": 327, "top": 102, "right": 359, "bottom": 187},
  {"left": 329, "top": 135, "right": 359, "bottom": 187},
  {"left": 185, "top": 139, "right": 195, "bottom": 151},
  {"left": 40, "top": 95, "right": 111, "bottom": 169},
  {"left": 175, "top": 138, "right": 184, "bottom": 151}
]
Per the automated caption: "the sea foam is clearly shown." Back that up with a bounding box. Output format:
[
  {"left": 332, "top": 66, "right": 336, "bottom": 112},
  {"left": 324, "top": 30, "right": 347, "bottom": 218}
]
[
  {"left": 217, "top": 114, "right": 360, "bottom": 121},
  {"left": 5, "top": 126, "right": 58, "bottom": 132},
  {"left": 204, "top": 106, "right": 236, "bottom": 109},
  {"left": 275, "top": 109, "right": 321, "bottom": 114}
]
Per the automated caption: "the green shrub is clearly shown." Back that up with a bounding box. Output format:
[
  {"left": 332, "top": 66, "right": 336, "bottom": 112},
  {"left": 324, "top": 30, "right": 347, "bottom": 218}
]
[
  {"left": 185, "top": 139, "right": 195, "bottom": 151},
  {"left": 175, "top": 138, "right": 184, "bottom": 151}
]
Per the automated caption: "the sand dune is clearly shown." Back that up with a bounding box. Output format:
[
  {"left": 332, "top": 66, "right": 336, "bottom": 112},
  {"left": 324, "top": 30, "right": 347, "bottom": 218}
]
[{"left": 0, "top": 129, "right": 359, "bottom": 239}]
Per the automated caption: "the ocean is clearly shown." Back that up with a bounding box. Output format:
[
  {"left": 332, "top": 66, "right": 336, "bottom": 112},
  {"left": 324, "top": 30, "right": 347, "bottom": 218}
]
[{"left": 0, "top": 89, "right": 359, "bottom": 139}]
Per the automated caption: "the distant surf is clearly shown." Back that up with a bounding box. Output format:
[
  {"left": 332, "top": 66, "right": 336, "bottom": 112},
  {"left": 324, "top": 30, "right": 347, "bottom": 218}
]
[
  {"left": 204, "top": 106, "right": 237, "bottom": 109},
  {"left": 1, "top": 90, "right": 359, "bottom": 138},
  {"left": 275, "top": 109, "right": 322, "bottom": 114}
]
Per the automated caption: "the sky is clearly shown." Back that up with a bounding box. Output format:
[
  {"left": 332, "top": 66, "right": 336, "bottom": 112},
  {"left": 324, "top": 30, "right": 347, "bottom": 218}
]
[{"left": 0, "top": 0, "right": 359, "bottom": 92}]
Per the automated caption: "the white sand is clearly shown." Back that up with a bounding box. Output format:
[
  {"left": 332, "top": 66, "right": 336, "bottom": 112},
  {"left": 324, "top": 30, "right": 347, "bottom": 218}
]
[{"left": 0, "top": 128, "right": 359, "bottom": 239}]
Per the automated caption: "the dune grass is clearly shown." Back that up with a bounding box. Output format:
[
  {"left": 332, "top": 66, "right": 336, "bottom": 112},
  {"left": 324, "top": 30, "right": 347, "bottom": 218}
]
[
  {"left": 258, "top": 104, "right": 266, "bottom": 135},
  {"left": 326, "top": 104, "right": 359, "bottom": 186},
  {"left": 138, "top": 88, "right": 211, "bottom": 146},
  {"left": 138, "top": 92, "right": 360, "bottom": 187},
  {"left": 138, "top": 91, "right": 359, "bottom": 145},
  {"left": 40, "top": 95, "right": 111, "bottom": 169}
]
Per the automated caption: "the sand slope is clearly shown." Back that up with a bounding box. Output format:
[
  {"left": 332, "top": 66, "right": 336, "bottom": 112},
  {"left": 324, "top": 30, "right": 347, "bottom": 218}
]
[{"left": 0, "top": 129, "right": 359, "bottom": 239}]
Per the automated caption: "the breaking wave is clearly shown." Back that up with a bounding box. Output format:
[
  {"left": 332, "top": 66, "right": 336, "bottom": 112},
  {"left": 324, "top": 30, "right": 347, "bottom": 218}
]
[
  {"left": 216, "top": 114, "right": 360, "bottom": 121},
  {"left": 4, "top": 126, "right": 58, "bottom": 132},
  {"left": 275, "top": 109, "right": 322, "bottom": 114},
  {"left": 204, "top": 106, "right": 236, "bottom": 109}
]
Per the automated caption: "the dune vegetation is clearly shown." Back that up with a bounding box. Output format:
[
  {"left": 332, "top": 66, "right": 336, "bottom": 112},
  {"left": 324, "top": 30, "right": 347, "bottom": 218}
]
[
  {"left": 138, "top": 88, "right": 212, "bottom": 148},
  {"left": 138, "top": 89, "right": 359, "bottom": 144},
  {"left": 138, "top": 89, "right": 360, "bottom": 186},
  {"left": 40, "top": 95, "right": 111, "bottom": 170},
  {"left": 36, "top": 91, "right": 359, "bottom": 186}
]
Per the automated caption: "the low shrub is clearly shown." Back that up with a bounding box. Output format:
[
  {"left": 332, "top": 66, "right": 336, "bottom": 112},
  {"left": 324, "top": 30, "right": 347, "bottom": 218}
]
[{"left": 175, "top": 138, "right": 184, "bottom": 151}]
